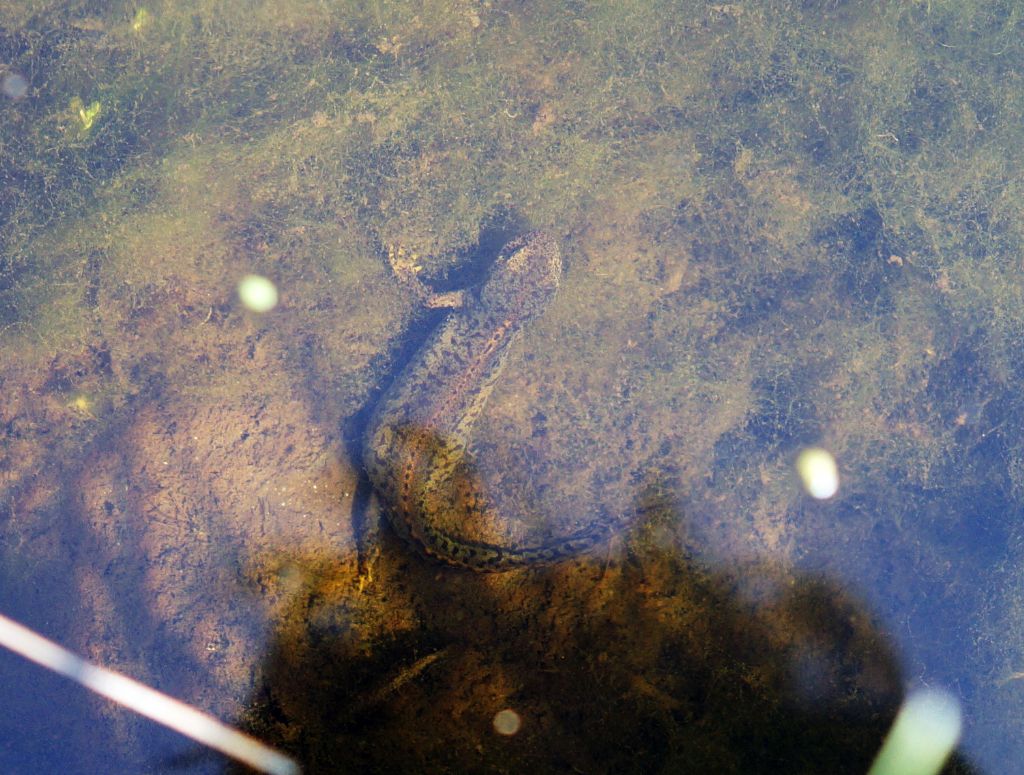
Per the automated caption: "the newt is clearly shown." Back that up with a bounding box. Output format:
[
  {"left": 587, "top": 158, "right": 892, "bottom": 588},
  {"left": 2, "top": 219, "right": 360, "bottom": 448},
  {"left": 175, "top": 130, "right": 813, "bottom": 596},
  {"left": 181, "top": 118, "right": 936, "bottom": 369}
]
[{"left": 363, "top": 231, "right": 607, "bottom": 571}]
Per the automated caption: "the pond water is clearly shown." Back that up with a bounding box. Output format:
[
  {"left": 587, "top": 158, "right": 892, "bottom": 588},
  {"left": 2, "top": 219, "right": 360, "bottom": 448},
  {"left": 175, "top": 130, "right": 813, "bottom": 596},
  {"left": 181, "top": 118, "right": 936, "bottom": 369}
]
[{"left": 2, "top": 2, "right": 1022, "bottom": 773}]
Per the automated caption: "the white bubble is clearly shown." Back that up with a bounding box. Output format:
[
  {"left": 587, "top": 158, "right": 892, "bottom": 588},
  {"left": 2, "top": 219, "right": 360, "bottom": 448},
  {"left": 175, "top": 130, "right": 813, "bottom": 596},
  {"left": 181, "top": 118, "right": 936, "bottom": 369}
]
[
  {"left": 796, "top": 447, "right": 839, "bottom": 499},
  {"left": 2, "top": 73, "right": 28, "bottom": 99},
  {"left": 238, "top": 274, "right": 279, "bottom": 312},
  {"left": 492, "top": 708, "right": 521, "bottom": 736},
  {"left": 868, "top": 688, "right": 961, "bottom": 775}
]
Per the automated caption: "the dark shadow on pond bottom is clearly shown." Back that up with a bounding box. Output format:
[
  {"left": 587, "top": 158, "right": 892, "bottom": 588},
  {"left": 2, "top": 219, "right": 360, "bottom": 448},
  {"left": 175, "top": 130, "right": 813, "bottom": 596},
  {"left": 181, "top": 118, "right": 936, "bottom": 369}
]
[{"left": 231, "top": 484, "right": 981, "bottom": 775}]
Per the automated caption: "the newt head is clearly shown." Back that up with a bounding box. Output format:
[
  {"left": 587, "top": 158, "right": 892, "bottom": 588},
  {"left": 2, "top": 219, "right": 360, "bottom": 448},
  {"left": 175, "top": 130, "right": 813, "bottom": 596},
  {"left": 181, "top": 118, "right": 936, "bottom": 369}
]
[{"left": 478, "top": 231, "right": 562, "bottom": 322}]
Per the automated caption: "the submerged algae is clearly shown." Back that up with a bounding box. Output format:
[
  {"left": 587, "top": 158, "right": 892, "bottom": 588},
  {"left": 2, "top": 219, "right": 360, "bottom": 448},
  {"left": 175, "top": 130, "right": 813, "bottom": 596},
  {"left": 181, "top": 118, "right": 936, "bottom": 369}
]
[{"left": 1, "top": 0, "right": 1024, "bottom": 771}]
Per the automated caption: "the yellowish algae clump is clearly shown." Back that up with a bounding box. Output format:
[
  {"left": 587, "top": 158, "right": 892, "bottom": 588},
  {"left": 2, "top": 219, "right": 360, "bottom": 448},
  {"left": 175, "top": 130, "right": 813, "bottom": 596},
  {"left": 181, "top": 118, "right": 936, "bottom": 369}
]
[
  {"left": 69, "top": 96, "right": 102, "bottom": 132},
  {"left": 131, "top": 8, "right": 152, "bottom": 33}
]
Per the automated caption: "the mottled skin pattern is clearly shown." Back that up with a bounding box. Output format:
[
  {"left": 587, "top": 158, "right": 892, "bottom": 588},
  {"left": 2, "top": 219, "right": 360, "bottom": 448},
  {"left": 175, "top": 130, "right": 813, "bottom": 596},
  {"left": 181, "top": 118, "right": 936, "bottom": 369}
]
[{"left": 364, "top": 232, "right": 607, "bottom": 571}]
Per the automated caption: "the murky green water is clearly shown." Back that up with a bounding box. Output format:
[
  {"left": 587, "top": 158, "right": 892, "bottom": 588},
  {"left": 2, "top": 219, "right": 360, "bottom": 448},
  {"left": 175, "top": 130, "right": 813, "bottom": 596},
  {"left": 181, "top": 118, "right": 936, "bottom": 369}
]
[{"left": 3, "top": 1, "right": 1023, "bottom": 772}]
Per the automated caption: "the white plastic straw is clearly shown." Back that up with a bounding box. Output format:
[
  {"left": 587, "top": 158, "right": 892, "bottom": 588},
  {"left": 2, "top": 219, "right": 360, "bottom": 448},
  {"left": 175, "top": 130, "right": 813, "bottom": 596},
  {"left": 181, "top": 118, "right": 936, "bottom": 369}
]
[{"left": 0, "top": 611, "right": 298, "bottom": 775}]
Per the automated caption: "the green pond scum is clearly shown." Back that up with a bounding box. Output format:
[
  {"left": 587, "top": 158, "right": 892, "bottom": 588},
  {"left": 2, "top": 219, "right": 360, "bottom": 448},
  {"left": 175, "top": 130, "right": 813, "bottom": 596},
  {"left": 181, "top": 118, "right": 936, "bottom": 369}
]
[{"left": 1, "top": 0, "right": 1024, "bottom": 772}]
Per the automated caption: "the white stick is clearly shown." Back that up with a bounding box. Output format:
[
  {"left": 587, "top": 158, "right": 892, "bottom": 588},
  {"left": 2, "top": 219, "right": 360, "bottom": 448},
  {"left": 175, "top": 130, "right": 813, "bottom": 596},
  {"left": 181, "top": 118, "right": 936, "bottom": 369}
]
[{"left": 0, "top": 612, "right": 298, "bottom": 775}]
